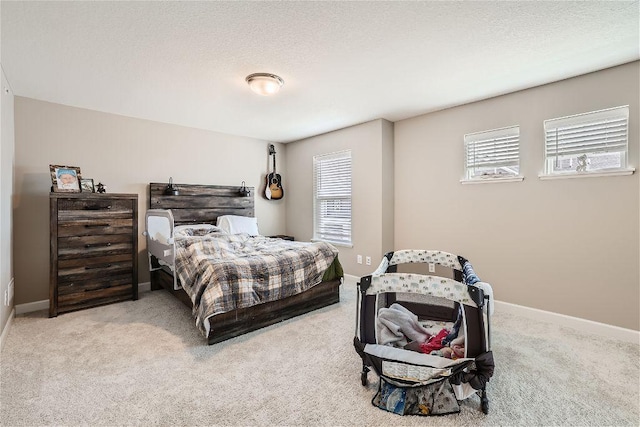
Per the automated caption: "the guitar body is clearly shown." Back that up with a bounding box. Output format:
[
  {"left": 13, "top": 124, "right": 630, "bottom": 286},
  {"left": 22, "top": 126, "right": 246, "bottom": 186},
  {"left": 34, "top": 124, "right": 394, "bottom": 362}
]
[
  {"left": 265, "top": 144, "right": 284, "bottom": 200},
  {"left": 268, "top": 173, "right": 283, "bottom": 200}
]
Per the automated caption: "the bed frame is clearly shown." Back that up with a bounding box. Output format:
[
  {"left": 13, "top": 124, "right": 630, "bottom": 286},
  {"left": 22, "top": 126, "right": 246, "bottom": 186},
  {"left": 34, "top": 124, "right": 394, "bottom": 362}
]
[{"left": 148, "top": 182, "right": 342, "bottom": 345}]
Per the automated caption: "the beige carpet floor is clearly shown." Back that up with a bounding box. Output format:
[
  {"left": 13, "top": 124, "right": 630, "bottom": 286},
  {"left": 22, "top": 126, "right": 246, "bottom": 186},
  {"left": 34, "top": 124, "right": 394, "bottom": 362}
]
[{"left": 1, "top": 279, "right": 638, "bottom": 426}]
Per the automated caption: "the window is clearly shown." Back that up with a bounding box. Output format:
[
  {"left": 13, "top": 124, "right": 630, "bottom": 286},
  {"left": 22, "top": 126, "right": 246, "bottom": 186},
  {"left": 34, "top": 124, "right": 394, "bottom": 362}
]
[
  {"left": 543, "top": 106, "right": 632, "bottom": 177},
  {"left": 313, "top": 150, "right": 352, "bottom": 246},
  {"left": 463, "top": 125, "right": 522, "bottom": 183}
]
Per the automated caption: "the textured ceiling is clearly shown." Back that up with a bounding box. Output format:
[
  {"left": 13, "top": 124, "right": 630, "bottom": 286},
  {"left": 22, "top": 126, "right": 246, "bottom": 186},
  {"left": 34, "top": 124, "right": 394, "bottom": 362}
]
[{"left": 2, "top": 1, "right": 638, "bottom": 143}]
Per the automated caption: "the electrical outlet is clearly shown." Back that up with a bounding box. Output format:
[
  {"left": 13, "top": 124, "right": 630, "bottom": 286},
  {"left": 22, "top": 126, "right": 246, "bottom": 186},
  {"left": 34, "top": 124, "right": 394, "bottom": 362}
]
[
  {"left": 357, "top": 255, "right": 362, "bottom": 264},
  {"left": 366, "top": 256, "right": 372, "bottom": 266},
  {"left": 428, "top": 263, "right": 435, "bottom": 273}
]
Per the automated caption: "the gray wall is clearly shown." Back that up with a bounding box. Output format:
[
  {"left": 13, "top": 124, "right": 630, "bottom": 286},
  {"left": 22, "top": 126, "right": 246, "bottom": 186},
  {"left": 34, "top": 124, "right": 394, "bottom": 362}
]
[
  {"left": 394, "top": 62, "right": 639, "bottom": 330},
  {"left": 286, "top": 119, "right": 394, "bottom": 277},
  {"left": 13, "top": 97, "right": 286, "bottom": 305}
]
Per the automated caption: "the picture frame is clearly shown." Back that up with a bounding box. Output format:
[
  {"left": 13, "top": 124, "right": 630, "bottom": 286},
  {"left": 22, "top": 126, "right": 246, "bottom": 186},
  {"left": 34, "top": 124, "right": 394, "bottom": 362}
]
[
  {"left": 80, "top": 178, "right": 95, "bottom": 193},
  {"left": 50, "top": 165, "right": 82, "bottom": 193}
]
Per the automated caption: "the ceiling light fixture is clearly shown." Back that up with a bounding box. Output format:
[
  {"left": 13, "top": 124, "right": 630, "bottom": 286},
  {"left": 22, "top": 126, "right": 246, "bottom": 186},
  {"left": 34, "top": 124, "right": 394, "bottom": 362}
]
[{"left": 246, "top": 73, "right": 284, "bottom": 96}]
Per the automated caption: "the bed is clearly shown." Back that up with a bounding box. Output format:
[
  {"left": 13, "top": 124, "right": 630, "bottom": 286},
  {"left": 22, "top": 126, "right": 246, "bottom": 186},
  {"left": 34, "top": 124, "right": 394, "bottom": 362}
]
[{"left": 146, "top": 182, "right": 343, "bottom": 344}]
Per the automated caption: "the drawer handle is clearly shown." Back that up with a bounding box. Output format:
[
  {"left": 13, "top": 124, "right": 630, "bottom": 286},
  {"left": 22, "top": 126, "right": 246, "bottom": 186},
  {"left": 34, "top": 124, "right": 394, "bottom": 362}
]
[
  {"left": 85, "top": 243, "right": 112, "bottom": 248},
  {"left": 84, "top": 205, "right": 112, "bottom": 210},
  {"left": 84, "top": 224, "right": 110, "bottom": 228},
  {"left": 84, "top": 264, "right": 112, "bottom": 270}
]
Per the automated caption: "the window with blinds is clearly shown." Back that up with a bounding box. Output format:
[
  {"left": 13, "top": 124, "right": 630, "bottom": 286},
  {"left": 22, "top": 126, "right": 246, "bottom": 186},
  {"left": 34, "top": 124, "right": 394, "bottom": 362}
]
[
  {"left": 464, "top": 125, "right": 521, "bottom": 181},
  {"left": 543, "top": 106, "right": 629, "bottom": 175},
  {"left": 313, "top": 150, "right": 352, "bottom": 246}
]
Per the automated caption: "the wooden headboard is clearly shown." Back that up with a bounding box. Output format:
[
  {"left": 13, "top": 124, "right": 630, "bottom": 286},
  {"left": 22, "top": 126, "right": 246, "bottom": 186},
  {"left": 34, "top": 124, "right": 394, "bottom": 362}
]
[{"left": 149, "top": 182, "right": 255, "bottom": 225}]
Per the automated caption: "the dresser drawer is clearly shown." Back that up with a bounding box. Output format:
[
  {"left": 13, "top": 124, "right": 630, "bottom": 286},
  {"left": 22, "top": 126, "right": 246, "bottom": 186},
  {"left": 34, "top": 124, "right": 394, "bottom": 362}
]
[
  {"left": 57, "top": 283, "right": 134, "bottom": 313},
  {"left": 57, "top": 198, "right": 133, "bottom": 213},
  {"left": 57, "top": 274, "right": 133, "bottom": 295},
  {"left": 58, "top": 254, "right": 133, "bottom": 283},
  {"left": 57, "top": 218, "right": 133, "bottom": 237},
  {"left": 58, "top": 234, "right": 133, "bottom": 259}
]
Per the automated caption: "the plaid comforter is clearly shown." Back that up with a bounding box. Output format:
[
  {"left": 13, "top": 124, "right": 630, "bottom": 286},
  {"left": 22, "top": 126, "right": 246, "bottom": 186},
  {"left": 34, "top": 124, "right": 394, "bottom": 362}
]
[{"left": 174, "top": 231, "right": 339, "bottom": 337}]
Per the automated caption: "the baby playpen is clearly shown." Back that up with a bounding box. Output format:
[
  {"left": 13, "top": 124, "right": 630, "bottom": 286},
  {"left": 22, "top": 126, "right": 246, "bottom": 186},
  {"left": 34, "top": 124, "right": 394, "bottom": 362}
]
[{"left": 353, "top": 250, "right": 495, "bottom": 416}]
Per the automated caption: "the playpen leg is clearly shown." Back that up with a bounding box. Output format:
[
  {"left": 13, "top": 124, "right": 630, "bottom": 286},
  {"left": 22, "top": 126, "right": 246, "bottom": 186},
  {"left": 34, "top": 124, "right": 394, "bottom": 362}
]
[
  {"left": 360, "top": 364, "right": 370, "bottom": 386},
  {"left": 480, "top": 387, "right": 489, "bottom": 414}
]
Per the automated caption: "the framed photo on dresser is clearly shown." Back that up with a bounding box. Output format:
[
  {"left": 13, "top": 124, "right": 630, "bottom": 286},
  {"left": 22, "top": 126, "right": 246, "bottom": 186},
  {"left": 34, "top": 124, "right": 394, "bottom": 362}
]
[
  {"left": 50, "top": 164, "right": 82, "bottom": 193},
  {"left": 80, "top": 178, "right": 95, "bottom": 193}
]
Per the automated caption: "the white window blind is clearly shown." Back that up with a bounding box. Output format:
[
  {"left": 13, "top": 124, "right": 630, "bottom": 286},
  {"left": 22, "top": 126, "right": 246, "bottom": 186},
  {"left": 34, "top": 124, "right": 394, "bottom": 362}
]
[
  {"left": 464, "top": 125, "right": 520, "bottom": 180},
  {"left": 313, "top": 151, "right": 352, "bottom": 245},
  {"left": 544, "top": 106, "right": 629, "bottom": 175}
]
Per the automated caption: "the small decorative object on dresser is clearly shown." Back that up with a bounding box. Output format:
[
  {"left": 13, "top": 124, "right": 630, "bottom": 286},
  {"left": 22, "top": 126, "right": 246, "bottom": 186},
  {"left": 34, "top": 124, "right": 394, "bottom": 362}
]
[
  {"left": 49, "top": 192, "right": 138, "bottom": 317},
  {"left": 95, "top": 182, "right": 106, "bottom": 193}
]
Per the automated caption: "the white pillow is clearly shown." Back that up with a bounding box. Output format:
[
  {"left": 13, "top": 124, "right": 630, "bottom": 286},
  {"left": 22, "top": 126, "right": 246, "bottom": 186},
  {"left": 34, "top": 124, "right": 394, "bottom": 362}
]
[{"left": 216, "top": 215, "right": 260, "bottom": 236}]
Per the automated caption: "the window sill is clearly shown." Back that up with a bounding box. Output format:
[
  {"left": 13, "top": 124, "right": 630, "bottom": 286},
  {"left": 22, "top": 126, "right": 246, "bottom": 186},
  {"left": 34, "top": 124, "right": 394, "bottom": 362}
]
[
  {"left": 311, "top": 238, "right": 353, "bottom": 248},
  {"left": 460, "top": 175, "right": 524, "bottom": 185},
  {"left": 538, "top": 168, "right": 635, "bottom": 180}
]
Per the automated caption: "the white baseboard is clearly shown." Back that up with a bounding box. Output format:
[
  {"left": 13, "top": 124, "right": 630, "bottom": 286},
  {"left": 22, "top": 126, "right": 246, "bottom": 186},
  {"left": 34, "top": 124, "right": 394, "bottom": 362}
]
[
  {"left": 1, "top": 308, "right": 15, "bottom": 352},
  {"left": 16, "top": 300, "right": 48, "bottom": 315},
  {"left": 495, "top": 300, "right": 639, "bottom": 344}
]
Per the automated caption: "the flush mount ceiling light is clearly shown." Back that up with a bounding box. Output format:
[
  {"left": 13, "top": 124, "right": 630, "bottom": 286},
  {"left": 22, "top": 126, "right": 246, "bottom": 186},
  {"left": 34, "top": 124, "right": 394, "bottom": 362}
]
[{"left": 246, "top": 73, "right": 284, "bottom": 96}]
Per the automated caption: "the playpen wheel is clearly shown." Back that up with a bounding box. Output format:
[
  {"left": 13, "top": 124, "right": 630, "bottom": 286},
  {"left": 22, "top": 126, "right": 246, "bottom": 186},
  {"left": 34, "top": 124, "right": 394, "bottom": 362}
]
[
  {"left": 360, "top": 365, "right": 370, "bottom": 386},
  {"left": 481, "top": 389, "right": 489, "bottom": 414},
  {"left": 481, "top": 399, "right": 489, "bottom": 414}
]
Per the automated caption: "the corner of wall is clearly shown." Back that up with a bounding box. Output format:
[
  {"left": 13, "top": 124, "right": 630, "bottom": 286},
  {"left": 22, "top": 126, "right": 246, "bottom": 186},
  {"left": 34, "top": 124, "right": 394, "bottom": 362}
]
[{"left": 381, "top": 120, "right": 394, "bottom": 254}]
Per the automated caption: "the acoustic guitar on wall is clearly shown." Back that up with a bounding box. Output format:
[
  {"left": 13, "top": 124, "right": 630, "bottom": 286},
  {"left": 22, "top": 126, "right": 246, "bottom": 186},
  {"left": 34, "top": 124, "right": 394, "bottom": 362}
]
[{"left": 265, "top": 144, "right": 284, "bottom": 200}]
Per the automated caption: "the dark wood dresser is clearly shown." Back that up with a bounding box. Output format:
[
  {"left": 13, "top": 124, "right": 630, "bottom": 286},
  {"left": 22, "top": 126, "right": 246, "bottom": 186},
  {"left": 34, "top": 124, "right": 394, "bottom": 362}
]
[{"left": 49, "top": 192, "right": 138, "bottom": 317}]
